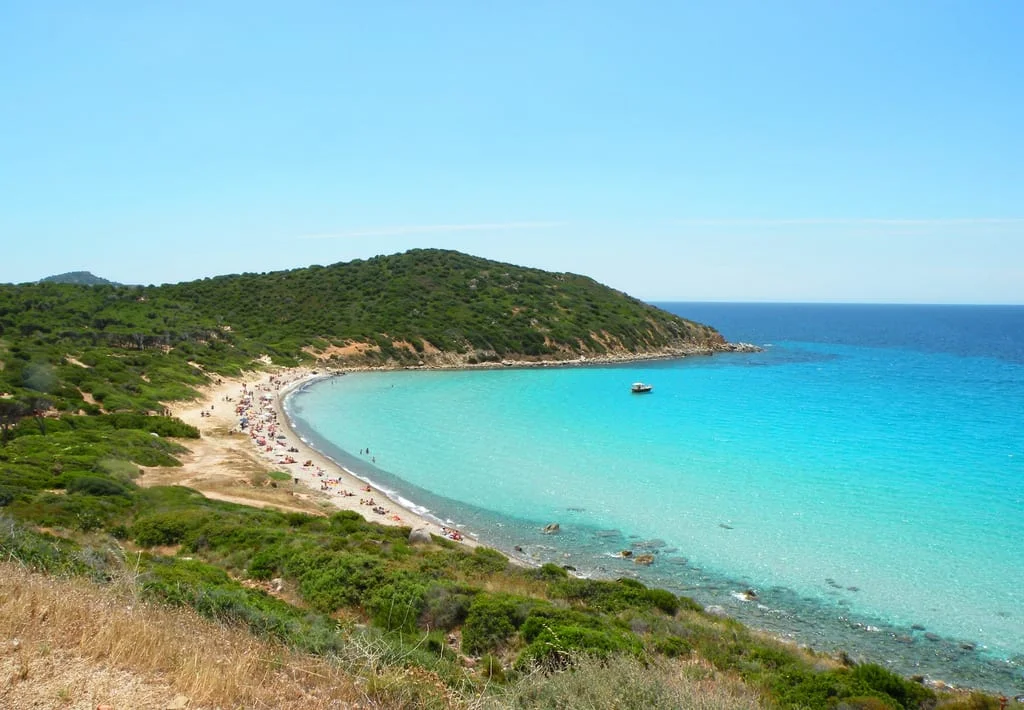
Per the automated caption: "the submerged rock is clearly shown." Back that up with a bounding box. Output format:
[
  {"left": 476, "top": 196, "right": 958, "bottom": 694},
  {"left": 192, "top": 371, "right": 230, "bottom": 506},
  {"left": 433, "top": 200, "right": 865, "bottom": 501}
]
[
  {"left": 634, "top": 553, "right": 655, "bottom": 566},
  {"left": 542, "top": 522, "right": 560, "bottom": 534}
]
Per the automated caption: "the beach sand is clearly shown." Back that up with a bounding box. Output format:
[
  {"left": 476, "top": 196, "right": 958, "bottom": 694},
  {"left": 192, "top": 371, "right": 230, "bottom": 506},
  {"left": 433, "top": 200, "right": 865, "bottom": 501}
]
[{"left": 143, "top": 367, "right": 476, "bottom": 547}]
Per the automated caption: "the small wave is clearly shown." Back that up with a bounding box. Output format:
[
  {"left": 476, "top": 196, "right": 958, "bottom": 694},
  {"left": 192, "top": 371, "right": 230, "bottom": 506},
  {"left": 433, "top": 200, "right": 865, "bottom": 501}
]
[{"left": 731, "top": 591, "right": 760, "bottom": 603}]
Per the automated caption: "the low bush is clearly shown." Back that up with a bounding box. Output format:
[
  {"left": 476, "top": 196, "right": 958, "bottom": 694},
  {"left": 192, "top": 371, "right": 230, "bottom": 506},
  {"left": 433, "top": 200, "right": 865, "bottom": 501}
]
[
  {"left": 653, "top": 635, "right": 691, "bottom": 658},
  {"left": 548, "top": 576, "right": 681, "bottom": 616},
  {"left": 66, "top": 475, "right": 132, "bottom": 497},
  {"left": 531, "top": 562, "right": 568, "bottom": 583},
  {"left": 366, "top": 573, "right": 428, "bottom": 632},
  {"left": 462, "top": 594, "right": 533, "bottom": 655},
  {"left": 420, "top": 581, "right": 475, "bottom": 631},
  {"left": 296, "top": 552, "right": 386, "bottom": 613},
  {"left": 459, "top": 546, "right": 509, "bottom": 575},
  {"left": 132, "top": 510, "right": 206, "bottom": 547},
  {"left": 0, "top": 514, "right": 88, "bottom": 576}
]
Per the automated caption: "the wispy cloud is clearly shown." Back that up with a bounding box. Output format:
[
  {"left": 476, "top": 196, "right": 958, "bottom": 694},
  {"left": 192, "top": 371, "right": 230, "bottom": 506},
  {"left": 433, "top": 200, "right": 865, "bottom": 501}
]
[
  {"left": 299, "top": 221, "right": 565, "bottom": 240},
  {"left": 670, "top": 217, "right": 1024, "bottom": 227}
]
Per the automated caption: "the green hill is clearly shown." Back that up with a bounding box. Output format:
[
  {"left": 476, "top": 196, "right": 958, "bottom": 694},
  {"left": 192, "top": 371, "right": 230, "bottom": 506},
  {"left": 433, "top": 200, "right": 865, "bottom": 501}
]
[
  {"left": 0, "top": 250, "right": 735, "bottom": 416},
  {"left": 161, "top": 248, "right": 727, "bottom": 365},
  {"left": 38, "top": 270, "right": 120, "bottom": 286}
]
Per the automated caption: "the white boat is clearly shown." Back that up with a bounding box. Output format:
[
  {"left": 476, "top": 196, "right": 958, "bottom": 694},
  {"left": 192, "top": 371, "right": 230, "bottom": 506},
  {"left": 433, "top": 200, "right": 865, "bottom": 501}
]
[{"left": 631, "top": 382, "right": 653, "bottom": 394}]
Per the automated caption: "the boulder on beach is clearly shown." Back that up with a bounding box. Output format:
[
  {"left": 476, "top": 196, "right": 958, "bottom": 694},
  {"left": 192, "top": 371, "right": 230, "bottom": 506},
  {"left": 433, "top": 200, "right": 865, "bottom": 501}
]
[
  {"left": 408, "top": 528, "right": 433, "bottom": 545},
  {"left": 542, "top": 522, "right": 560, "bottom": 534}
]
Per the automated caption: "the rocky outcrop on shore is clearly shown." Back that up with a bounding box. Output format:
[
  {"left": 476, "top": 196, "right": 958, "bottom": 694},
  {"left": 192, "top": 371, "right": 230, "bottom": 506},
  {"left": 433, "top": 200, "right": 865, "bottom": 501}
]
[{"left": 310, "top": 339, "right": 763, "bottom": 370}]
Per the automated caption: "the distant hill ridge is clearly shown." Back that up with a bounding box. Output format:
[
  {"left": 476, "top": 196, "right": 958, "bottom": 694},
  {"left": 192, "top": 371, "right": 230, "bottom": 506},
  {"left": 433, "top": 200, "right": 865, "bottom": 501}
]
[
  {"left": 39, "top": 271, "right": 119, "bottom": 286},
  {"left": 160, "top": 248, "right": 732, "bottom": 365},
  {"left": 3, "top": 249, "right": 743, "bottom": 375}
]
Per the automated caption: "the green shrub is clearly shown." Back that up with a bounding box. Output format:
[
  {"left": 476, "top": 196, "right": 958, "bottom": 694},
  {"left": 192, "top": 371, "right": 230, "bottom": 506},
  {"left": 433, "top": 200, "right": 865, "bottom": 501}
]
[
  {"left": 459, "top": 546, "right": 509, "bottom": 575},
  {"left": 462, "top": 594, "right": 532, "bottom": 655},
  {"left": 0, "top": 514, "right": 88, "bottom": 575},
  {"left": 548, "top": 576, "right": 680, "bottom": 615},
  {"left": 517, "top": 623, "right": 641, "bottom": 669},
  {"left": 66, "top": 475, "right": 131, "bottom": 497},
  {"left": 850, "top": 664, "right": 934, "bottom": 709},
  {"left": 531, "top": 562, "right": 569, "bottom": 582},
  {"left": 836, "top": 698, "right": 900, "bottom": 710},
  {"left": 644, "top": 587, "right": 681, "bottom": 616},
  {"left": 297, "top": 552, "right": 385, "bottom": 613},
  {"left": 519, "top": 607, "right": 603, "bottom": 643},
  {"left": 0, "top": 484, "right": 27, "bottom": 506},
  {"left": 366, "top": 573, "right": 428, "bottom": 632},
  {"left": 11, "top": 491, "right": 129, "bottom": 532},
  {"left": 654, "top": 635, "right": 691, "bottom": 658},
  {"left": 420, "top": 582, "right": 475, "bottom": 631},
  {"left": 480, "top": 654, "right": 506, "bottom": 683},
  {"left": 132, "top": 511, "right": 204, "bottom": 547}
]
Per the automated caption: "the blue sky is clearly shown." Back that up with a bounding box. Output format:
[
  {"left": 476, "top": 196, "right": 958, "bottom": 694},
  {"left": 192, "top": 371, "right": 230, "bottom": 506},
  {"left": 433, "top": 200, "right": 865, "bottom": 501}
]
[{"left": 1, "top": 2, "right": 1022, "bottom": 303}]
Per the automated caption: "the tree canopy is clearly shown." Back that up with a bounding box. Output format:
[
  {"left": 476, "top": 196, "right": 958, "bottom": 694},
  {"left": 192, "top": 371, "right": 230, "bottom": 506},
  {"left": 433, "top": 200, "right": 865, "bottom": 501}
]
[{"left": 0, "top": 249, "right": 725, "bottom": 414}]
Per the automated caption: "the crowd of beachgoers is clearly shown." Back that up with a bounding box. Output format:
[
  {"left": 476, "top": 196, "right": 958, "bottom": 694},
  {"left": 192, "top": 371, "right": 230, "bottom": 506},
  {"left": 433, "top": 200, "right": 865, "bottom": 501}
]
[
  {"left": 223, "top": 374, "right": 402, "bottom": 522},
  {"left": 205, "top": 370, "right": 469, "bottom": 544}
]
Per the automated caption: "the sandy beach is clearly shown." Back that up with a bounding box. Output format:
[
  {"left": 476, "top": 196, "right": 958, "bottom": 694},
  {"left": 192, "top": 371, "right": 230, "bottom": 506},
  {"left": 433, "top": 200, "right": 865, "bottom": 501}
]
[{"left": 150, "top": 367, "right": 477, "bottom": 547}]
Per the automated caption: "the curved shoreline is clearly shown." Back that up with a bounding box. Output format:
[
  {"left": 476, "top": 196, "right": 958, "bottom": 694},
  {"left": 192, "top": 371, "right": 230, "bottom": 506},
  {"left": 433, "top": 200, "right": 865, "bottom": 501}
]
[
  {"left": 274, "top": 370, "right": 481, "bottom": 547},
  {"left": 166, "top": 367, "right": 480, "bottom": 548},
  {"left": 271, "top": 365, "right": 1024, "bottom": 697}
]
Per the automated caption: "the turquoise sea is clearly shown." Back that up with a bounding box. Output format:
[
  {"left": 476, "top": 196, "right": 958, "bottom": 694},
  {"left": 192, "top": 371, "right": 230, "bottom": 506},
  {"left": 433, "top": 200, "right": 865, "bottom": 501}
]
[{"left": 286, "top": 303, "right": 1024, "bottom": 694}]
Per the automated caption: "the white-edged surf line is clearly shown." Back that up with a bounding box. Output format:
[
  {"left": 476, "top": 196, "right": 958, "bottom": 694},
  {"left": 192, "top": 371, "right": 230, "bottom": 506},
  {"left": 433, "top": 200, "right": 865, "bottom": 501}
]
[{"left": 281, "top": 384, "right": 475, "bottom": 537}]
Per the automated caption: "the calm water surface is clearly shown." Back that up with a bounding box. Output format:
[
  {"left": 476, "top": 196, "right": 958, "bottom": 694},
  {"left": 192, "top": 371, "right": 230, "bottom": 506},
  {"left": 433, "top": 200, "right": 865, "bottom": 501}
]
[{"left": 287, "top": 303, "right": 1024, "bottom": 693}]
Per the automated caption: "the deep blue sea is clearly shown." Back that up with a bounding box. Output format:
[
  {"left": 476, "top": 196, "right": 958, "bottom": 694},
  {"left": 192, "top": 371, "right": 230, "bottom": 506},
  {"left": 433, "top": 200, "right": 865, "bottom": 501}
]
[{"left": 286, "top": 303, "right": 1024, "bottom": 694}]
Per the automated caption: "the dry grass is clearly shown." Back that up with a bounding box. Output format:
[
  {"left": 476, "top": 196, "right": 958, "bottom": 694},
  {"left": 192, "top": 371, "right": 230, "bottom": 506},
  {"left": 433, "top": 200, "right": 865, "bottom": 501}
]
[
  {"left": 0, "top": 561, "right": 383, "bottom": 709},
  {"left": 481, "top": 653, "right": 764, "bottom": 710},
  {"left": 0, "top": 560, "right": 768, "bottom": 710}
]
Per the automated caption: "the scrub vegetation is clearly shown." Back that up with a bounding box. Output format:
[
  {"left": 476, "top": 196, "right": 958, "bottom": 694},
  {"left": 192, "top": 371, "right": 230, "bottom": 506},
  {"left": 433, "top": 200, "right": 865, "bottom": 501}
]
[{"left": 0, "top": 250, "right": 999, "bottom": 708}]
